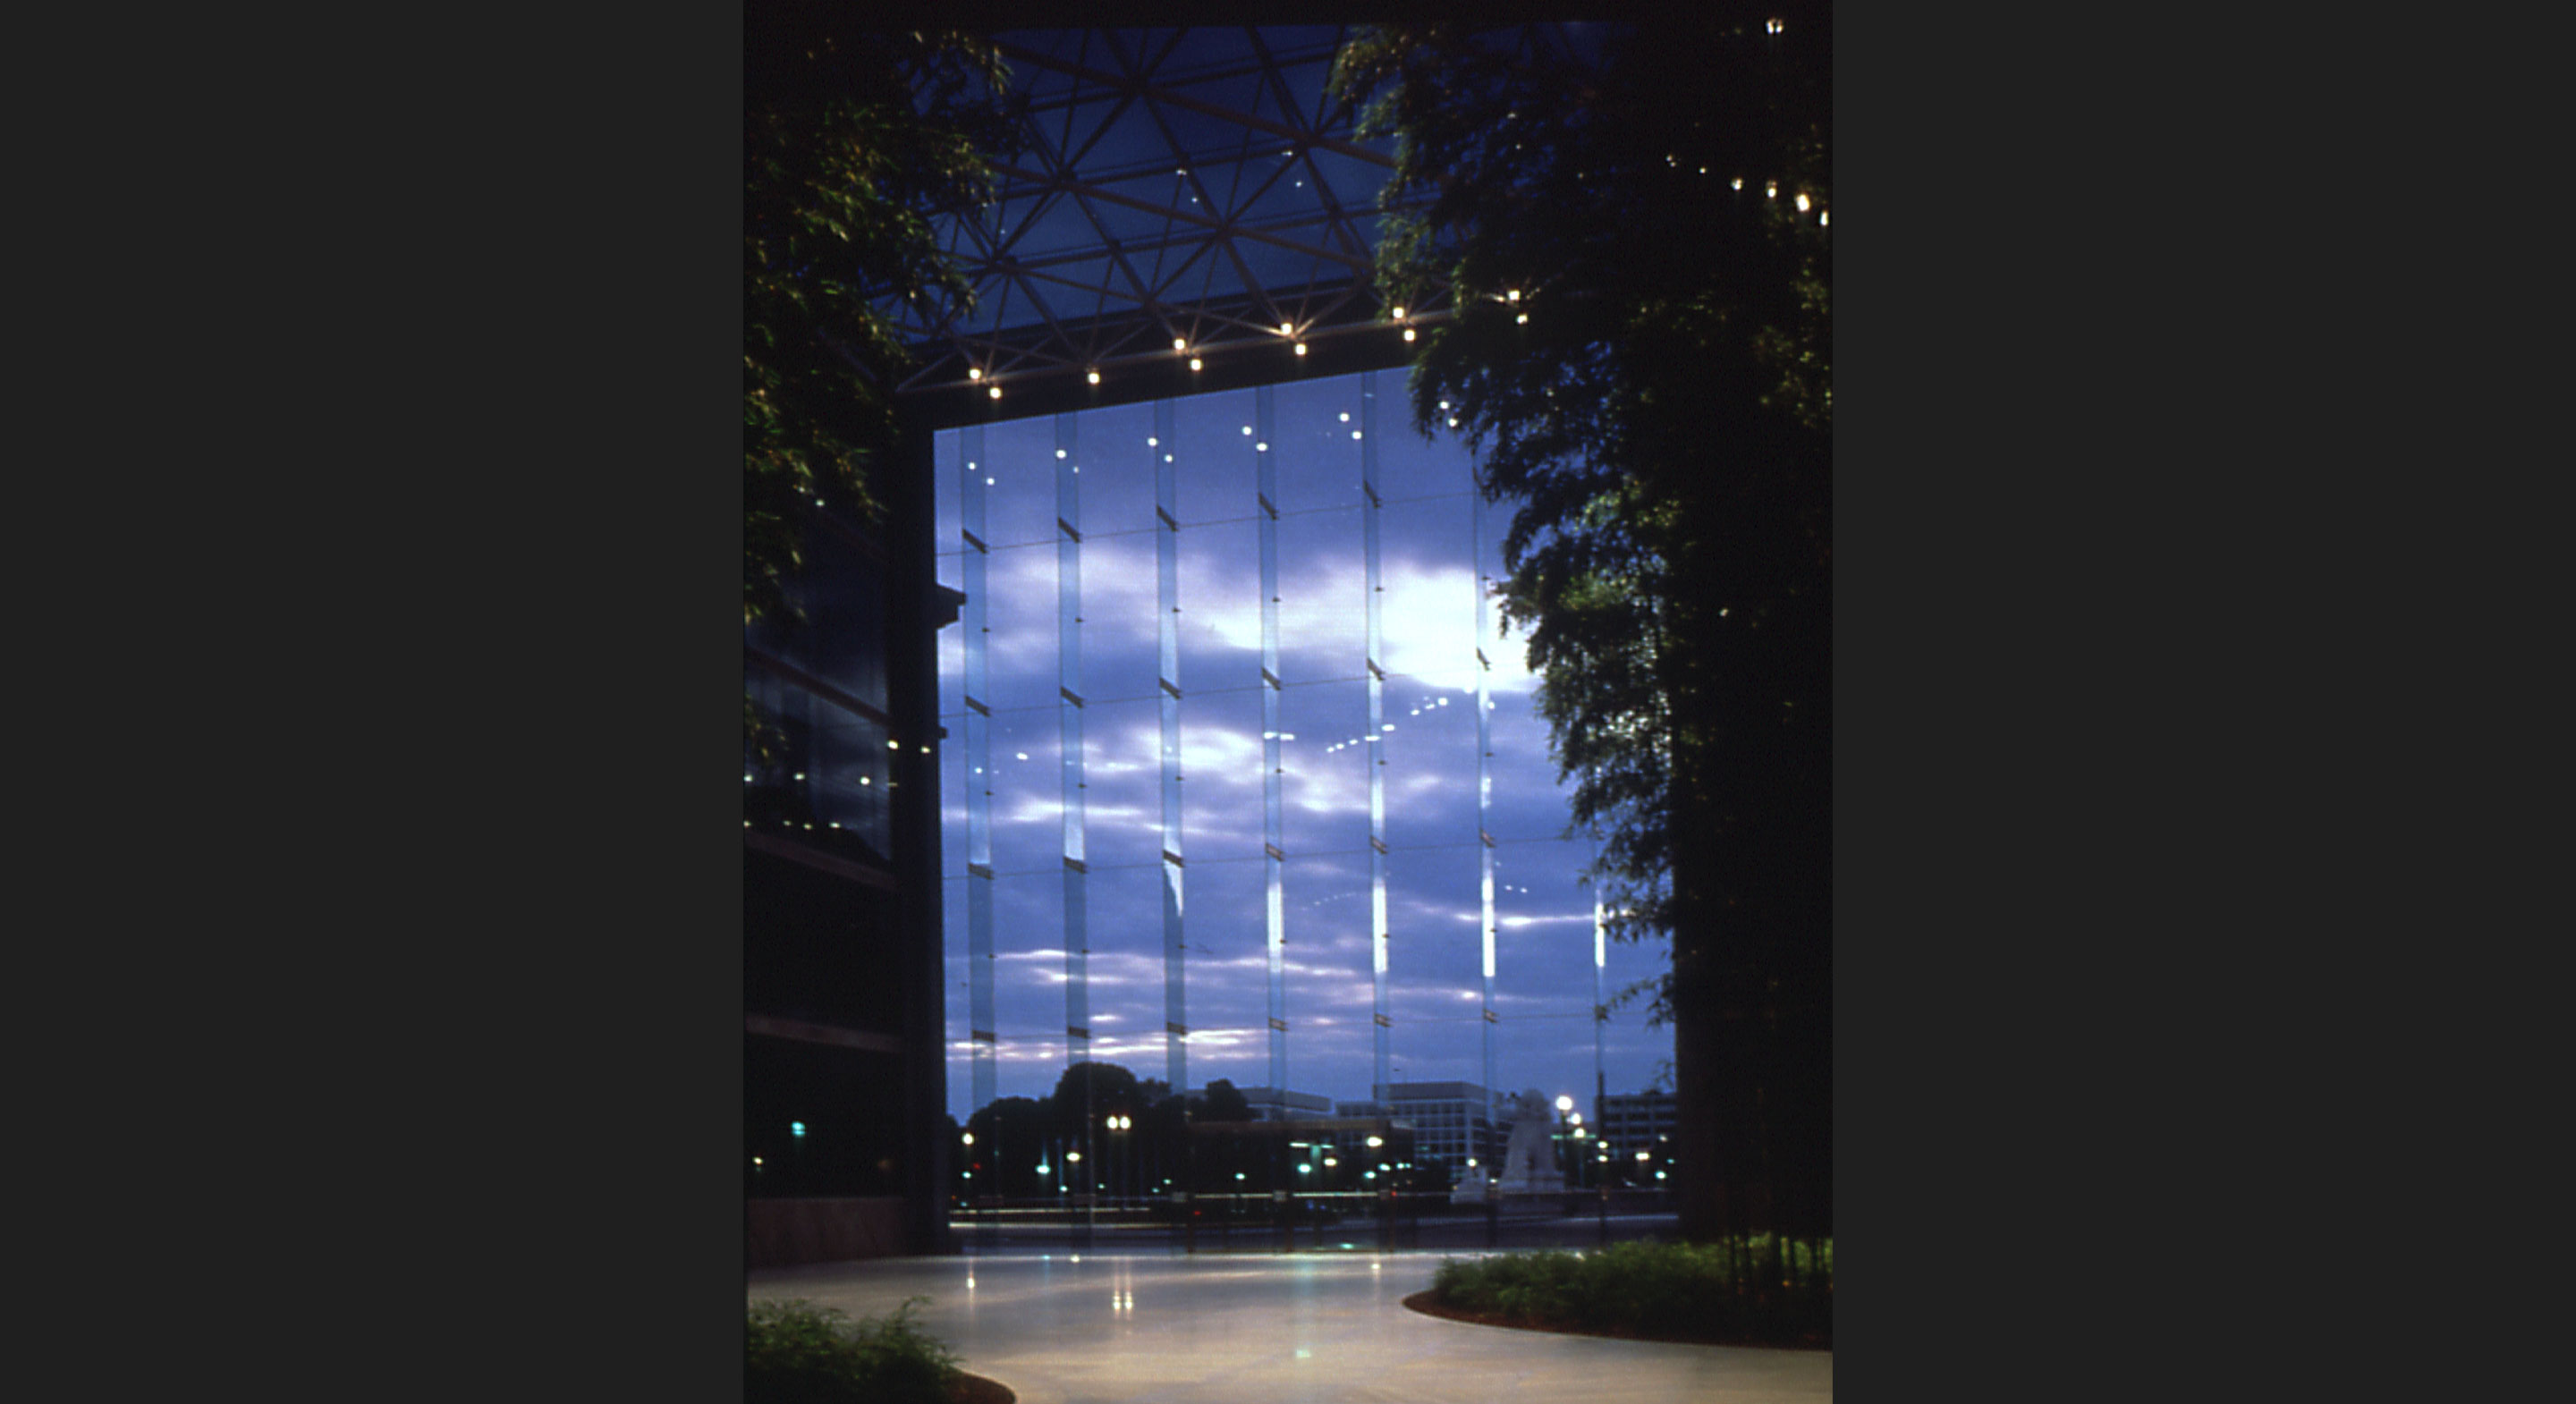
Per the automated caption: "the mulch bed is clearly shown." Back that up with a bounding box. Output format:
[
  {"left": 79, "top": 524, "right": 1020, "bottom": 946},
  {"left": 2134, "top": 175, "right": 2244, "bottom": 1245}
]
[
  {"left": 1401, "top": 1290, "right": 1828, "bottom": 1351},
  {"left": 951, "top": 1371, "right": 1014, "bottom": 1404}
]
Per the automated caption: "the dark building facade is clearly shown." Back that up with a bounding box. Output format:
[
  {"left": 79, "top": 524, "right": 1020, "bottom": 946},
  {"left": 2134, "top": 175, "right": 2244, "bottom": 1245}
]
[{"left": 744, "top": 425, "right": 957, "bottom": 1266}]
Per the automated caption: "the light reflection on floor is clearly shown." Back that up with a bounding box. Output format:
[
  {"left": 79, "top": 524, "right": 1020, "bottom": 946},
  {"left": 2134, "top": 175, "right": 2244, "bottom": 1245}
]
[{"left": 750, "top": 1253, "right": 1832, "bottom": 1404}]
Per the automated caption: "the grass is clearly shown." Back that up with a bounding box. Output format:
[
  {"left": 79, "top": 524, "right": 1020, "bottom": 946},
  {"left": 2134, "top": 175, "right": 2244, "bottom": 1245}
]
[
  {"left": 1426, "top": 1236, "right": 1832, "bottom": 1347},
  {"left": 746, "top": 1297, "right": 962, "bottom": 1404}
]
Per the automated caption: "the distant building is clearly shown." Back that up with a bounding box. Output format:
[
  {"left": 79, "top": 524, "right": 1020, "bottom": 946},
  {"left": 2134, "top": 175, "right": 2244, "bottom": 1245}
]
[
  {"left": 1337, "top": 1082, "right": 1507, "bottom": 1171},
  {"left": 1217, "top": 1086, "right": 1336, "bottom": 1122},
  {"left": 1597, "top": 1090, "right": 1678, "bottom": 1158}
]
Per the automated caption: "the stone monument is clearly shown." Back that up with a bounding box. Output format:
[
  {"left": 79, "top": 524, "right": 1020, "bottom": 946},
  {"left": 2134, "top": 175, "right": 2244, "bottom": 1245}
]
[
  {"left": 1493, "top": 1087, "right": 1565, "bottom": 1197},
  {"left": 1451, "top": 1163, "right": 1491, "bottom": 1205}
]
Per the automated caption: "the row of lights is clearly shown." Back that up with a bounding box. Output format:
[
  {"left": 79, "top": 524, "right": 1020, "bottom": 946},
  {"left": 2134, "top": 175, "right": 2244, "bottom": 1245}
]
[{"left": 962, "top": 303, "right": 1430, "bottom": 397}]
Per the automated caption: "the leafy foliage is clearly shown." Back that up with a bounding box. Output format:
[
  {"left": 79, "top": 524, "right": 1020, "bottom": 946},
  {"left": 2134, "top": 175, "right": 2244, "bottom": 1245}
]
[
  {"left": 1196, "top": 1078, "right": 1254, "bottom": 1123},
  {"left": 745, "top": 1297, "right": 960, "bottom": 1404},
  {"left": 1046, "top": 1059, "right": 1147, "bottom": 1128},
  {"left": 1334, "top": 9, "right": 1831, "bottom": 1234},
  {"left": 744, "top": 11, "right": 1011, "bottom": 628},
  {"left": 1431, "top": 1238, "right": 1831, "bottom": 1345}
]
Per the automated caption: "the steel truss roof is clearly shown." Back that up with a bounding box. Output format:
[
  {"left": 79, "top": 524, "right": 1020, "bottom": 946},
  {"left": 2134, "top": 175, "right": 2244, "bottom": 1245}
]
[{"left": 884, "top": 23, "right": 1606, "bottom": 402}]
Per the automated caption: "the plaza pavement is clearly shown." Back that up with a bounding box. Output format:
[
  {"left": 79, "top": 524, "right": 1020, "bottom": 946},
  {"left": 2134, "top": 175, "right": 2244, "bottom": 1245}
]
[{"left": 747, "top": 1250, "right": 1833, "bottom": 1403}]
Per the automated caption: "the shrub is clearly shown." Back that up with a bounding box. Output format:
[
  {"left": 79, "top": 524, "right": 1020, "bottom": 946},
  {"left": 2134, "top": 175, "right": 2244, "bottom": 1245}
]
[
  {"left": 746, "top": 1297, "right": 961, "bottom": 1404},
  {"left": 1429, "top": 1236, "right": 1832, "bottom": 1346}
]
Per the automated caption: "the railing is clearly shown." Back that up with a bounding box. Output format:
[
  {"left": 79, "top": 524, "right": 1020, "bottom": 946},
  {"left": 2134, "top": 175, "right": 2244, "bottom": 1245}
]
[{"left": 948, "top": 1187, "right": 1683, "bottom": 1255}]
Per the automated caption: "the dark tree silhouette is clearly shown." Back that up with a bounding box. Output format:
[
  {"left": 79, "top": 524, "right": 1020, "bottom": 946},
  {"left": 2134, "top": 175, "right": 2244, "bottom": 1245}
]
[{"left": 1335, "top": 5, "right": 1830, "bottom": 1239}]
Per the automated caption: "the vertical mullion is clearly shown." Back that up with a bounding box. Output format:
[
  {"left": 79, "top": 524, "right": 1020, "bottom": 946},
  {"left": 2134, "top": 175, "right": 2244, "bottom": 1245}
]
[
  {"left": 1058, "top": 414, "right": 1089, "bottom": 1075},
  {"left": 1258, "top": 383, "right": 1286, "bottom": 1096},
  {"left": 1362, "top": 372, "right": 1390, "bottom": 1099},
  {"left": 962, "top": 425, "right": 996, "bottom": 1113},
  {"left": 1474, "top": 482, "right": 1496, "bottom": 1105},
  {"left": 1156, "top": 399, "right": 1187, "bottom": 1097},
  {"left": 1593, "top": 830, "right": 1607, "bottom": 1138}
]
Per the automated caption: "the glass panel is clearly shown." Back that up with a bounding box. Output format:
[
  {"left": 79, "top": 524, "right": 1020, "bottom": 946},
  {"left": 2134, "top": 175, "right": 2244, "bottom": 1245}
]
[
  {"left": 1280, "top": 850, "right": 1370, "bottom": 1096},
  {"left": 1385, "top": 852, "right": 1488, "bottom": 1066},
  {"left": 1278, "top": 679, "right": 1367, "bottom": 856},
  {"left": 1380, "top": 669, "right": 1479, "bottom": 854},
  {"left": 1374, "top": 404, "right": 1472, "bottom": 503},
  {"left": 1075, "top": 401, "right": 1156, "bottom": 531},
  {"left": 987, "top": 713, "right": 1062, "bottom": 877},
  {"left": 1174, "top": 519, "right": 1260, "bottom": 694},
  {"left": 982, "top": 414, "right": 1062, "bottom": 548},
  {"left": 1376, "top": 495, "right": 1474, "bottom": 681},
  {"left": 982, "top": 542, "right": 1060, "bottom": 712},
  {"left": 1172, "top": 857, "right": 1267, "bottom": 1087},
  {"left": 935, "top": 427, "right": 962, "bottom": 558},
  {"left": 1179, "top": 686, "right": 1263, "bottom": 862},
  {"left": 990, "top": 869, "right": 1068, "bottom": 1045},
  {"left": 1075, "top": 531, "right": 1159, "bottom": 703},
  {"left": 1273, "top": 376, "right": 1365, "bottom": 513},
  {"left": 1080, "top": 697, "right": 1161, "bottom": 872},
  {"left": 1486, "top": 676, "right": 1567, "bottom": 842},
  {"left": 1080, "top": 862, "right": 1165, "bottom": 1070},
  {"left": 1172, "top": 386, "right": 1257, "bottom": 526},
  {"left": 1274, "top": 505, "right": 1361, "bottom": 684}
]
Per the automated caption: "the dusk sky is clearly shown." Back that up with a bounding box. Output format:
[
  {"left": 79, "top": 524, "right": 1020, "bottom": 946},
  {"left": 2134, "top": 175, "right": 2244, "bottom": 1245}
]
[{"left": 934, "top": 368, "right": 1674, "bottom": 1124}]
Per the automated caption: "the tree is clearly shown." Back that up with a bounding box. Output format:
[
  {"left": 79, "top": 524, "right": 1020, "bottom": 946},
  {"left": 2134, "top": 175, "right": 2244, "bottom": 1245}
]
[
  {"left": 743, "top": 6, "right": 1011, "bottom": 752},
  {"left": 1196, "top": 1078, "right": 1253, "bottom": 1123},
  {"left": 1334, "top": 6, "right": 1830, "bottom": 1239},
  {"left": 964, "top": 1095, "right": 1054, "bottom": 1199},
  {"left": 1046, "top": 1060, "right": 1146, "bottom": 1129}
]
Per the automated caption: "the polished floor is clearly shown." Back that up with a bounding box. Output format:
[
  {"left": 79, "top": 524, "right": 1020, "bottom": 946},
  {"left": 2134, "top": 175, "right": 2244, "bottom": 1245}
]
[{"left": 747, "top": 1252, "right": 1833, "bottom": 1404}]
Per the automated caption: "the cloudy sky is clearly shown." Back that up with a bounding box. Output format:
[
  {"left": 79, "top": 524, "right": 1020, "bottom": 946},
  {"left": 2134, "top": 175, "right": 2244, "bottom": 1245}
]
[{"left": 933, "top": 369, "right": 1672, "bottom": 1123}]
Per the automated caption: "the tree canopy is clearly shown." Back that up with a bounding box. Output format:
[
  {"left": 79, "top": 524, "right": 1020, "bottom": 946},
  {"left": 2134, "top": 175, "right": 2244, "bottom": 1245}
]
[
  {"left": 1334, "top": 5, "right": 1830, "bottom": 1236},
  {"left": 743, "top": 9, "right": 1010, "bottom": 629},
  {"left": 1195, "top": 1078, "right": 1253, "bottom": 1123}
]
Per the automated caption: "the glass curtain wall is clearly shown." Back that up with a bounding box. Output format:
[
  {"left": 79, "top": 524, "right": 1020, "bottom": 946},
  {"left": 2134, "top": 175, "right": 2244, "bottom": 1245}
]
[{"left": 935, "top": 369, "right": 1670, "bottom": 1141}]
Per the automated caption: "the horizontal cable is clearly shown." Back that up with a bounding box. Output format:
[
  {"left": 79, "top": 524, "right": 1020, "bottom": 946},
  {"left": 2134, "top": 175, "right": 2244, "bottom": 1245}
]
[{"left": 934, "top": 490, "right": 1479, "bottom": 554}]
